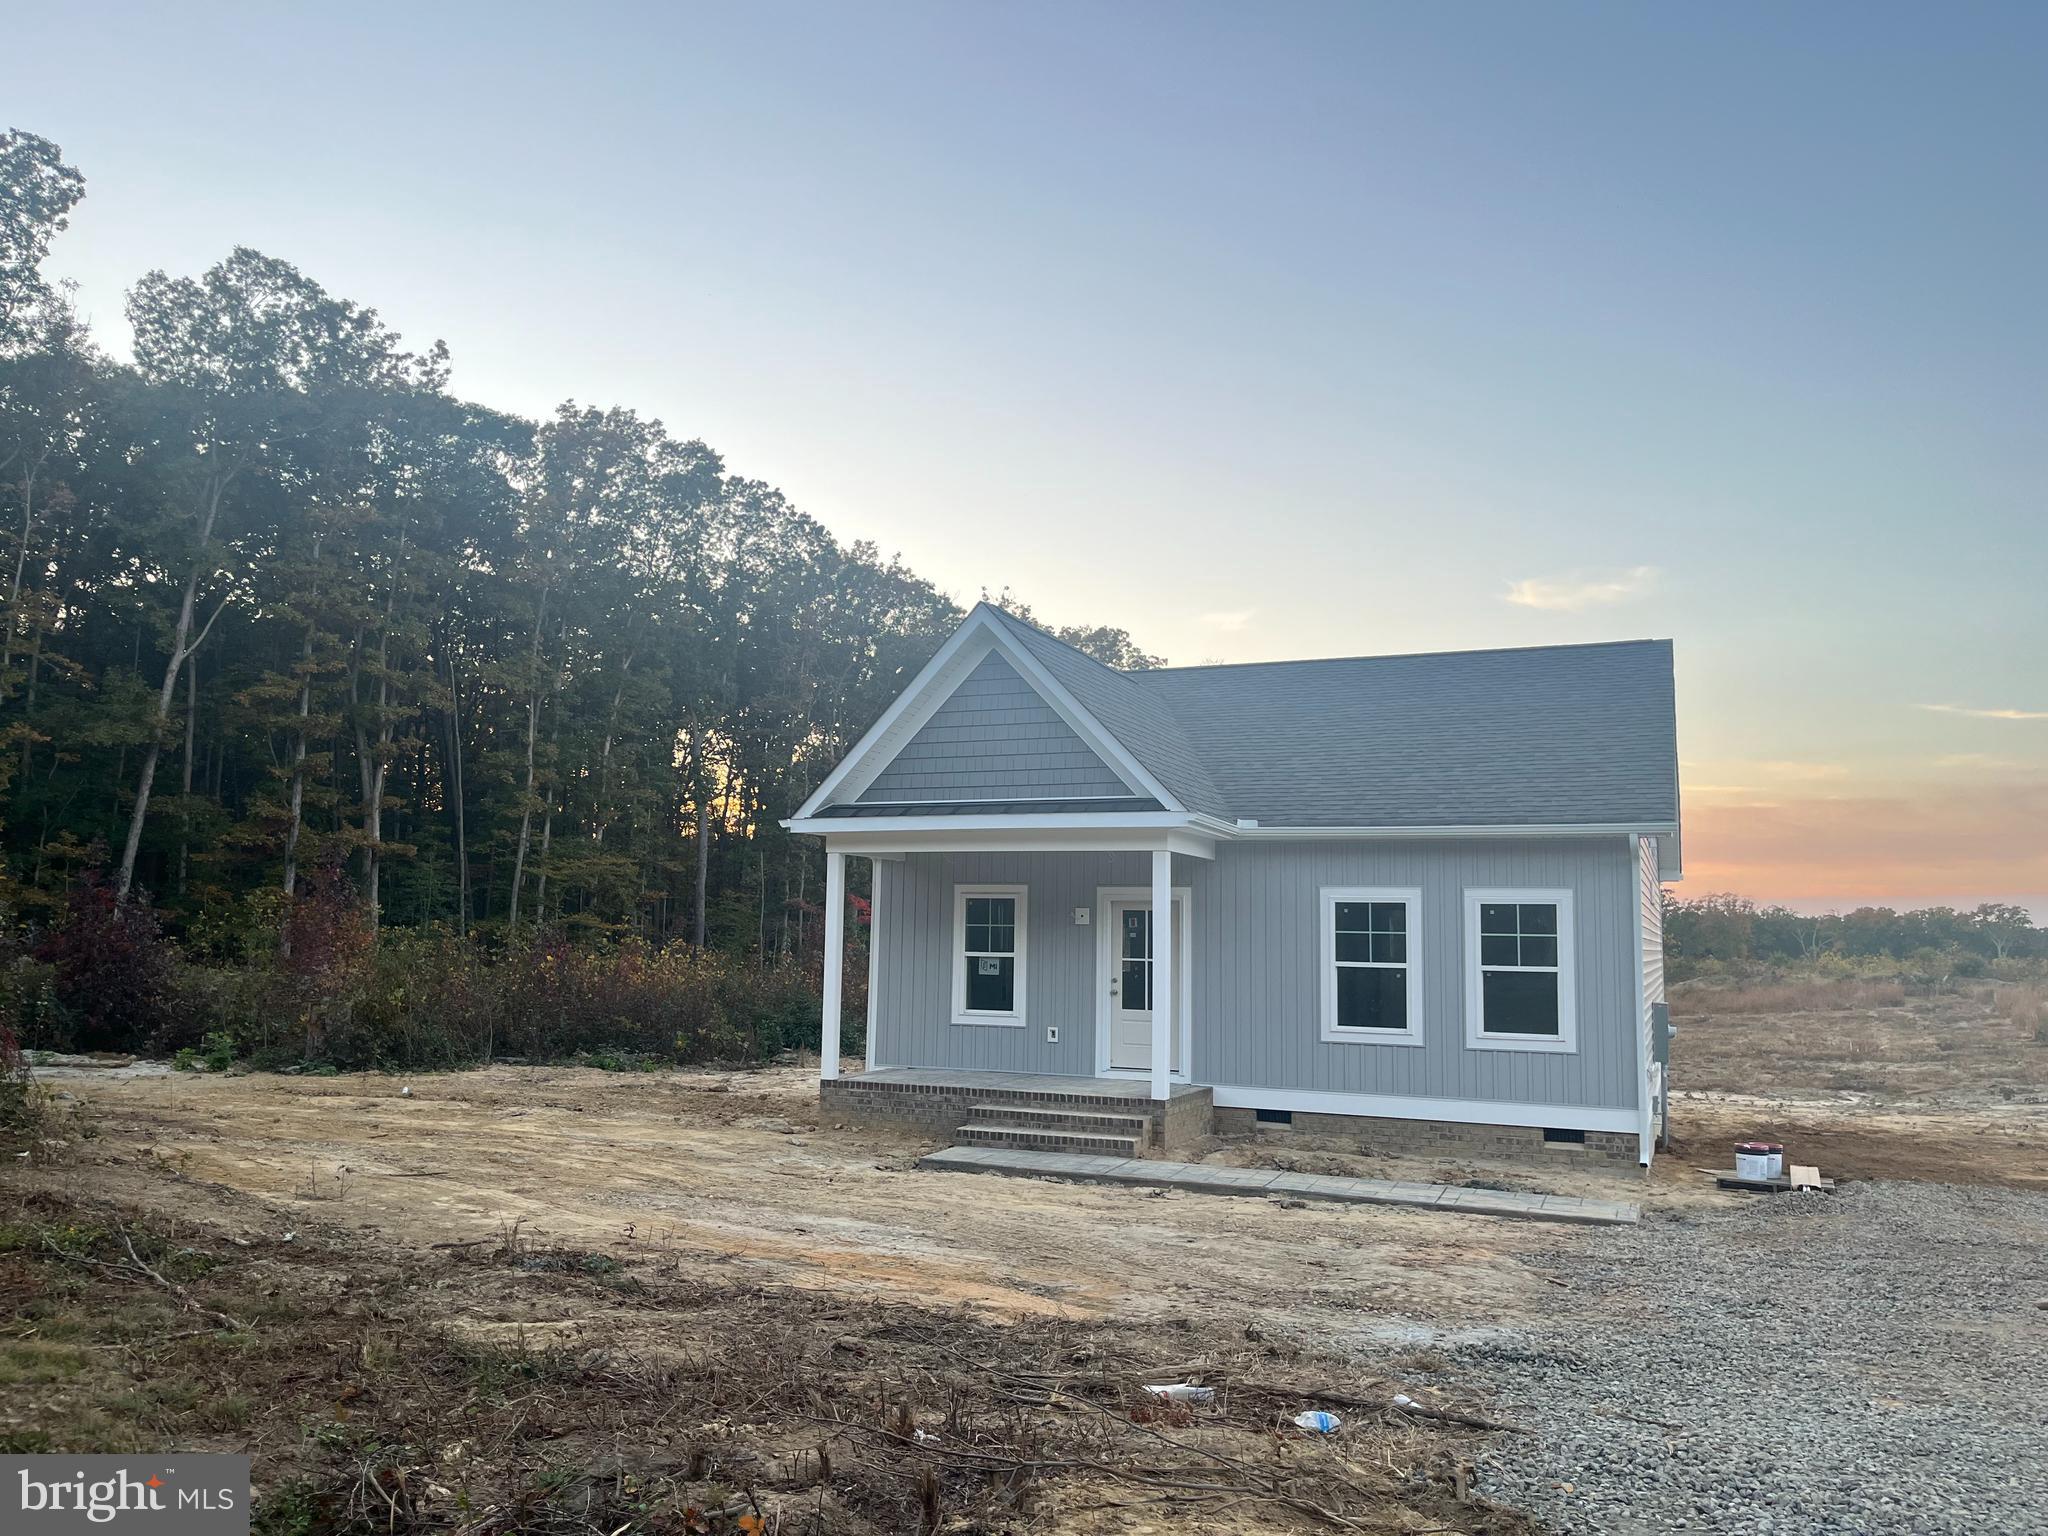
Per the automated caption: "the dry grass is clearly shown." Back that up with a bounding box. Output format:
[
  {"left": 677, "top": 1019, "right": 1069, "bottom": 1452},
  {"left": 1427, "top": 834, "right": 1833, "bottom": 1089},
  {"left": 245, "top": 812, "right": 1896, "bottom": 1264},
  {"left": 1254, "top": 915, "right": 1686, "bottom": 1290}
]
[
  {"left": 1669, "top": 975, "right": 2048, "bottom": 1103},
  {"left": 1683, "top": 978, "right": 1907, "bottom": 1015},
  {"left": 1991, "top": 985, "right": 2048, "bottom": 1039}
]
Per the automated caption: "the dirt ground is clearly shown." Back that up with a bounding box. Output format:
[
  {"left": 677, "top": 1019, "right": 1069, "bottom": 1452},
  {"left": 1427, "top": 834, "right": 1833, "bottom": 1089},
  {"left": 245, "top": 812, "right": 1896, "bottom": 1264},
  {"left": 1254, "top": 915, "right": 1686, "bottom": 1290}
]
[
  {"left": 7, "top": 1062, "right": 1562, "bottom": 1535},
  {"left": 1664, "top": 979, "right": 2048, "bottom": 1187},
  {"left": 25, "top": 1061, "right": 1570, "bottom": 1331},
  {"left": 7, "top": 977, "right": 2040, "bottom": 1532}
]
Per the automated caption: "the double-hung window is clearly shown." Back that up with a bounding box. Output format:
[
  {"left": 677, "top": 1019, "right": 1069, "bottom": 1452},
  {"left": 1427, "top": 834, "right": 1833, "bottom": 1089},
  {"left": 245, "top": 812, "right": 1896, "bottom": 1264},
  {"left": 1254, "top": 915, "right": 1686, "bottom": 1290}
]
[
  {"left": 1319, "top": 887, "right": 1423, "bottom": 1045},
  {"left": 953, "top": 886, "right": 1027, "bottom": 1025},
  {"left": 1464, "top": 888, "right": 1576, "bottom": 1052}
]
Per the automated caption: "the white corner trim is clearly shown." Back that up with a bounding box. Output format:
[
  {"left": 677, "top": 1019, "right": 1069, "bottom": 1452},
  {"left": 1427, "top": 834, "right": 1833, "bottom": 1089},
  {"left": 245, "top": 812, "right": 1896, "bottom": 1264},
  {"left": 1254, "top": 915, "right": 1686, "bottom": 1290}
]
[
  {"left": 865, "top": 855, "right": 882, "bottom": 1072},
  {"left": 1206, "top": 1084, "right": 1638, "bottom": 1136},
  {"left": 951, "top": 883, "right": 1028, "bottom": 1027},
  {"left": 1462, "top": 886, "right": 1579, "bottom": 1055},
  {"left": 1317, "top": 886, "right": 1425, "bottom": 1047}
]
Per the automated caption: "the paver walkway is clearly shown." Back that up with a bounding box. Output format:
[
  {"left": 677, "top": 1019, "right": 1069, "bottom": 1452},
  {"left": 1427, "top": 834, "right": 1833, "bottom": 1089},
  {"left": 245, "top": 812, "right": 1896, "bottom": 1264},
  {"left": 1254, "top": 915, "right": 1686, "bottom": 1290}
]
[{"left": 917, "top": 1146, "right": 1639, "bottom": 1225}]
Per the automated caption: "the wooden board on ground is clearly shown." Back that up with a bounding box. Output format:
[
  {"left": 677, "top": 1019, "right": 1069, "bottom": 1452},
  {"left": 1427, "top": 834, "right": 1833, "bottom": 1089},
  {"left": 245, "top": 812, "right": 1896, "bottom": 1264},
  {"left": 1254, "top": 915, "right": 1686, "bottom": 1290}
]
[{"left": 1714, "top": 1168, "right": 1836, "bottom": 1193}]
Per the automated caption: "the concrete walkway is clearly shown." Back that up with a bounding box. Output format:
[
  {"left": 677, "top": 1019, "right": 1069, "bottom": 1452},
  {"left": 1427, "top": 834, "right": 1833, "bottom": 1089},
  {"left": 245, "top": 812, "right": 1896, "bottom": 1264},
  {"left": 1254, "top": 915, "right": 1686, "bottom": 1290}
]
[{"left": 917, "top": 1146, "right": 1639, "bottom": 1226}]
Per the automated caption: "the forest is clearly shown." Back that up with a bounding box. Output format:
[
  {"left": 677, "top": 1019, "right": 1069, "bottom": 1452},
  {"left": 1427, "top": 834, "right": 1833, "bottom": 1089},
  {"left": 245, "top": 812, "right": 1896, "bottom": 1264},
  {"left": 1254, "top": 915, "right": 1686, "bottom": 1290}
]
[
  {"left": 0, "top": 128, "right": 2039, "bottom": 1071},
  {"left": 0, "top": 129, "right": 1159, "bottom": 1067}
]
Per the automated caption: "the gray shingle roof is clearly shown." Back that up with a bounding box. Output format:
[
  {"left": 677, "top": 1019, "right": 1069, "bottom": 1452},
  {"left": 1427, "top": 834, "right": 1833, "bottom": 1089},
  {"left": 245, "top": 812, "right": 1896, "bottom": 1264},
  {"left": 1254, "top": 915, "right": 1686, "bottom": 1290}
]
[
  {"left": 868, "top": 607, "right": 1678, "bottom": 833},
  {"left": 1129, "top": 639, "right": 1678, "bottom": 829}
]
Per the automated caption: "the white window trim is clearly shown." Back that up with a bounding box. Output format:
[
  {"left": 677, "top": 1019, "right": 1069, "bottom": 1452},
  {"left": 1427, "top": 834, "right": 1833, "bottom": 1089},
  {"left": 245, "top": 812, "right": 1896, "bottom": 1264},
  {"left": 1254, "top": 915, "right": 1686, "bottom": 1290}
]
[
  {"left": 1463, "top": 887, "right": 1577, "bottom": 1054},
  {"left": 952, "top": 884, "right": 1027, "bottom": 1026},
  {"left": 1318, "top": 886, "right": 1424, "bottom": 1047}
]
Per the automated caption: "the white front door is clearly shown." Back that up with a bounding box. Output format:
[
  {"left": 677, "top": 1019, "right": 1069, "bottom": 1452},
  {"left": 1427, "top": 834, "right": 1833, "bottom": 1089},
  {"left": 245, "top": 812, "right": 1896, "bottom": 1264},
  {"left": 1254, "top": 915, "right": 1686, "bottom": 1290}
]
[{"left": 1106, "top": 898, "right": 1184, "bottom": 1072}]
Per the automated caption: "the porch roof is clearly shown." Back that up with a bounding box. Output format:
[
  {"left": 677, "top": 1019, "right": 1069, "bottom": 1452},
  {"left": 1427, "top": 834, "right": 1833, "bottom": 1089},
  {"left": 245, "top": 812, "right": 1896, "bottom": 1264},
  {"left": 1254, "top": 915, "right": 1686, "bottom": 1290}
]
[{"left": 812, "top": 796, "right": 1165, "bottom": 818}]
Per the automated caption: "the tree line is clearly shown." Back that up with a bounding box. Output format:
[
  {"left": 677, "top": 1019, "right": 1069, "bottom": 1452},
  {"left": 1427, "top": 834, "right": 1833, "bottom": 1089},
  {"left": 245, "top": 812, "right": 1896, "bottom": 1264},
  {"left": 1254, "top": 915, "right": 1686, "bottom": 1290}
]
[
  {"left": 1663, "top": 893, "right": 2044, "bottom": 972},
  {"left": 0, "top": 129, "right": 1153, "bottom": 981}
]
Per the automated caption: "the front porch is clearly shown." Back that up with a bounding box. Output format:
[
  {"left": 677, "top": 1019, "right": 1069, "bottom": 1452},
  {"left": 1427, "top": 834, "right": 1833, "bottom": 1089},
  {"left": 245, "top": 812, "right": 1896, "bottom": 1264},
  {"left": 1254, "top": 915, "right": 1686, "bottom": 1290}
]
[
  {"left": 818, "top": 835, "right": 1210, "bottom": 1102},
  {"left": 820, "top": 1066, "right": 1214, "bottom": 1157}
]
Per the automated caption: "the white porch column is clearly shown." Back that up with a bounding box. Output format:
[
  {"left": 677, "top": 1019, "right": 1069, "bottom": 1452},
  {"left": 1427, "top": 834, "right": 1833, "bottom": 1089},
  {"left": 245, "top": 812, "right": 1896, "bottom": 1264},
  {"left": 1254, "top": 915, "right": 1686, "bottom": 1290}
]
[
  {"left": 821, "top": 848, "right": 847, "bottom": 1081},
  {"left": 864, "top": 854, "right": 881, "bottom": 1071},
  {"left": 1150, "top": 847, "right": 1173, "bottom": 1102}
]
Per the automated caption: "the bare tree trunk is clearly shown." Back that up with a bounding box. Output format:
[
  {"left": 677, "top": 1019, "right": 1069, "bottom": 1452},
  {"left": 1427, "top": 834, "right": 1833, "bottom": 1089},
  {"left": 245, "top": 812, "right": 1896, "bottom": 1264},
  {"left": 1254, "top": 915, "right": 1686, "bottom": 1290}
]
[
  {"left": 177, "top": 651, "right": 197, "bottom": 896},
  {"left": 794, "top": 856, "right": 806, "bottom": 961},
  {"left": 691, "top": 726, "right": 710, "bottom": 948},
  {"left": 506, "top": 589, "right": 550, "bottom": 937},
  {"left": 445, "top": 647, "right": 469, "bottom": 935},
  {"left": 117, "top": 474, "right": 230, "bottom": 902},
  {"left": 534, "top": 796, "right": 554, "bottom": 925},
  {"left": 19, "top": 601, "right": 47, "bottom": 781},
  {"left": 281, "top": 535, "right": 323, "bottom": 899},
  {"left": 352, "top": 530, "right": 407, "bottom": 934},
  {"left": 4, "top": 447, "right": 50, "bottom": 675},
  {"left": 282, "top": 621, "right": 314, "bottom": 897},
  {"left": 591, "top": 650, "right": 634, "bottom": 844}
]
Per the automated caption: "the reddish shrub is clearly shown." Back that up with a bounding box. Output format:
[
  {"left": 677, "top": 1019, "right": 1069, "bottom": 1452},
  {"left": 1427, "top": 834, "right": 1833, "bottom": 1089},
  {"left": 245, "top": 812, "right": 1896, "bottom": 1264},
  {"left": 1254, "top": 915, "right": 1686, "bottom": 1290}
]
[{"left": 34, "top": 872, "right": 178, "bottom": 1052}]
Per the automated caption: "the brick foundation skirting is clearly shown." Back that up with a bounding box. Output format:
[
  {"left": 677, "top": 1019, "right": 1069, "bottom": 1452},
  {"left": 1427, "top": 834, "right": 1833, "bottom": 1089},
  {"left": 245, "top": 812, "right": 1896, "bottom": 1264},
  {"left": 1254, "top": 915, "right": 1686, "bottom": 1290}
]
[
  {"left": 821, "top": 1076, "right": 1213, "bottom": 1155},
  {"left": 1209, "top": 1105, "right": 1642, "bottom": 1170}
]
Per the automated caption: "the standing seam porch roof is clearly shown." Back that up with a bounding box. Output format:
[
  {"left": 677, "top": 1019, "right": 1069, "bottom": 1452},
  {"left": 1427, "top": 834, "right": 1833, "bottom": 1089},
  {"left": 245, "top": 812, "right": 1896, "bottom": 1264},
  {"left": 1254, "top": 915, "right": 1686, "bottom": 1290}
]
[{"left": 980, "top": 606, "right": 1678, "bottom": 832}]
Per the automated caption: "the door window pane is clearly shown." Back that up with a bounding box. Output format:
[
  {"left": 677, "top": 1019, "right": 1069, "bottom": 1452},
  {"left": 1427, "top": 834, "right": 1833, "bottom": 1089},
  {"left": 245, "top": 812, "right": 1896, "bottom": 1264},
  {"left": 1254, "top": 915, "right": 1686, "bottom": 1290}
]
[
  {"left": 1120, "top": 908, "right": 1151, "bottom": 1011},
  {"left": 1121, "top": 908, "right": 1150, "bottom": 959},
  {"left": 1121, "top": 957, "right": 1150, "bottom": 1011}
]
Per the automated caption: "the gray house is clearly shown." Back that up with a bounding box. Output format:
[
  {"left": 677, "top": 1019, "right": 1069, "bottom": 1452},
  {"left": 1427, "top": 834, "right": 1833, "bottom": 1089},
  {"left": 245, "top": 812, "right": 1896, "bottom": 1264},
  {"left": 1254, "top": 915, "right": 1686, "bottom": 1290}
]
[{"left": 788, "top": 604, "right": 1679, "bottom": 1168}]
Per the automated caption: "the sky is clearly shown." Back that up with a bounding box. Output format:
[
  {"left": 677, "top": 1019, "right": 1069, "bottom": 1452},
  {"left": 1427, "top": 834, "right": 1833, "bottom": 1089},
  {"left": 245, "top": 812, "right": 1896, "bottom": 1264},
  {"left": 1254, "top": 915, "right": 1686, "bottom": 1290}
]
[{"left": 6, "top": 2, "right": 2045, "bottom": 916}]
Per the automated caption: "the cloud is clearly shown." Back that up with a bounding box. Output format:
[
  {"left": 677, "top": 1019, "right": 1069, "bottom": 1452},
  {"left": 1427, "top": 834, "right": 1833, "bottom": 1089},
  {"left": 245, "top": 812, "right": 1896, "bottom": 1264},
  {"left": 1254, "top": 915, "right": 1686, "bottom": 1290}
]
[
  {"left": 1199, "top": 609, "right": 1255, "bottom": 633},
  {"left": 1935, "top": 753, "right": 2026, "bottom": 771},
  {"left": 1751, "top": 761, "right": 1850, "bottom": 783},
  {"left": 1919, "top": 703, "right": 2048, "bottom": 721},
  {"left": 1503, "top": 565, "right": 1660, "bottom": 612},
  {"left": 1688, "top": 763, "right": 1847, "bottom": 796}
]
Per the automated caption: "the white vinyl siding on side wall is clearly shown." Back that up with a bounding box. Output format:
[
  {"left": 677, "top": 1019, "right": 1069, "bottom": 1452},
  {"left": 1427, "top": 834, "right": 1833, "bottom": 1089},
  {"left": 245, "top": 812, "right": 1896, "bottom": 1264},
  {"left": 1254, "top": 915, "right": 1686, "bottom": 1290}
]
[{"left": 1639, "top": 834, "right": 1665, "bottom": 1146}]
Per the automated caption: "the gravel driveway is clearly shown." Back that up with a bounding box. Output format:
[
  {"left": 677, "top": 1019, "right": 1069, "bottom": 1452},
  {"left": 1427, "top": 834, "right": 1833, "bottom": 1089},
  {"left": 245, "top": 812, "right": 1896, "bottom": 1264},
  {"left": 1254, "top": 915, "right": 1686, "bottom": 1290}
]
[{"left": 1460, "top": 1182, "right": 2048, "bottom": 1535}]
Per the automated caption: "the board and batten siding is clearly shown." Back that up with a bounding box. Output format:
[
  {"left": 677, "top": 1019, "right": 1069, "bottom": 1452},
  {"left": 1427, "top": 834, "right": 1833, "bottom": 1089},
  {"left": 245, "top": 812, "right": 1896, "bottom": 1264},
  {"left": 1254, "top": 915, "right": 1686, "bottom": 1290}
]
[
  {"left": 858, "top": 651, "right": 1133, "bottom": 803},
  {"left": 871, "top": 851, "right": 1153, "bottom": 1073},
  {"left": 869, "top": 837, "right": 1641, "bottom": 1110}
]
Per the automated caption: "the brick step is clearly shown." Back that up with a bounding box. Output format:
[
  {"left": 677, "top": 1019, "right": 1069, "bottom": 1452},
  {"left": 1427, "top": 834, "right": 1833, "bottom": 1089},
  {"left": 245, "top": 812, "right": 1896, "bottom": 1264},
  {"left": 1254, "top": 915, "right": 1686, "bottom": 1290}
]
[
  {"left": 967, "top": 1103, "right": 1149, "bottom": 1136},
  {"left": 955, "top": 1124, "right": 1145, "bottom": 1158}
]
